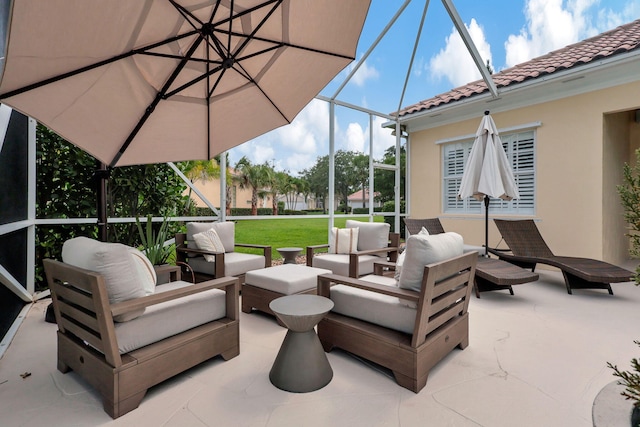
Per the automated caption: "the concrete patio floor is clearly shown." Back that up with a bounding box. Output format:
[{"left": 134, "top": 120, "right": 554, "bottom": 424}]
[{"left": 1, "top": 266, "right": 638, "bottom": 427}]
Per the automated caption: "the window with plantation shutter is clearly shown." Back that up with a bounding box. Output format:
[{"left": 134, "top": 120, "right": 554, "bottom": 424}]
[{"left": 442, "top": 129, "right": 535, "bottom": 215}]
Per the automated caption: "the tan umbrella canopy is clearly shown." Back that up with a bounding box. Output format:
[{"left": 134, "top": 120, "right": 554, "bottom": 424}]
[
  {"left": 0, "top": 0, "right": 371, "bottom": 167},
  {"left": 458, "top": 111, "right": 520, "bottom": 255}
]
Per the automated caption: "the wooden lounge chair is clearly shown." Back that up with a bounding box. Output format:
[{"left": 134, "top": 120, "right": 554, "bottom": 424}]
[
  {"left": 306, "top": 220, "right": 399, "bottom": 278},
  {"left": 317, "top": 251, "right": 477, "bottom": 393},
  {"left": 404, "top": 218, "right": 538, "bottom": 297},
  {"left": 176, "top": 221, "right": 271, "bottom": 284},
  {"left": 487, "top": 219, "right": 633, "bottom": 295},
  {"left": 44, "top": 237, "right": 240, "bottom": 418}
]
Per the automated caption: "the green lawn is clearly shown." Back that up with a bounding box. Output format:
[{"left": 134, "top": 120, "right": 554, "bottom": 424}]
[{"left": 233, "top": 216, "right": 386, "bottom": 259}]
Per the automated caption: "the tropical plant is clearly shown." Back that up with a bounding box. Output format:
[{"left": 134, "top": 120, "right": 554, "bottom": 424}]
[
  {"left": 608, "top": 340, "right": 640, "bottom": 409},
  {"left": 178, "top": 159, "right": 221, "bottom": 211},
  {"left": 235, "top": 156, "right": 271, "bottom": 215},
  {"left": 135, "top": 214, "right": 174, "bottom": 265},
  {"left": 617, "top": 148, "right": 640, "bottom": 285}
]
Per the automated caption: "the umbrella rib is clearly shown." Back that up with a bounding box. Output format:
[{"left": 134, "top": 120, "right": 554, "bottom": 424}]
[
  {"left": 0, "top": 30, "right": 198, "bottom": 100},
  {"left": 227, "top": 0, "right": 235, "bottom": 54},
  {"left": 213, "top": 0, "right": 281, "bottom": 27},
  {"left": 228, "top": 62, "right": 289, "bottom": 123},
  {"left": 164, "top": 62, "right": 225, "bottom": 100},
  {"left": 231, "top": 0, "right": 283, "bottom": 58},
  {"left": 169, "top": 0, "right": 204, "bottom": 29},
  {"left": 111, "top": 36, "right": 205, "bottom": 167},
  {"left": 213, "top": 28, "right": 356, "bottom": 61},
  {"left": 163, "top": 43, "right": 282, "bottom": 100}
]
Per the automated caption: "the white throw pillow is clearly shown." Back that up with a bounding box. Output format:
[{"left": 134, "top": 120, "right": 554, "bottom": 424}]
[
  {"left": 394, "top": 251, "right": 405, "bottom": 284},
  {"left": 346, "top": 220, "right": 390, "bottom": 251},
  {"left": 128, "top": 248, "right": 157, "bottom": 295},
  {"left": 329, "top": 227, "right": 359, "bottom": 254},
  {"left": 193, "top": 228, "right": 226, "bottom": 262},
  {"left": 61, "top": 237, "right": 147, "bottom": 322},
  {"left": 398, "top": 232, "right": 464, "bottom": 292},
  {"left": 394, "top": 227, "right": 427, "bottom": 284},
  {"left": 187, "top": 221, "right": 235, "bottom": 252}
]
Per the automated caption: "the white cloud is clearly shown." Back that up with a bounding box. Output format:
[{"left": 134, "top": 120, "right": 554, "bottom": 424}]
[
  {"left": 429, "top": 18, "right": 492, "bottom": 88},
  {"left": 503, "top": 0, "right": 640, "bottom": 67},
  {"left": 345, "top": 57, "right": 380, "bottom": 87},
  {"left": 344, "top": 122, "right": 365, "bottom": 152}
]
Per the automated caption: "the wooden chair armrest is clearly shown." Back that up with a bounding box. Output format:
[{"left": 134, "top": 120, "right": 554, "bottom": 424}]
[
  {"left": 373, "top": 260, "right": 396, "bottom": 276},
  {"left": 306, "top": 244, "right": 329, "bottom": 266},
  {"left": 176, "top": 245, "right": 224, "bottom": 257},
  {"left": 317, "top": 273, "right": 419, "bottom": 303},
  {"left": 111, "top": 276, "right": 239, "bottom": 319},
  {"left": 153, "top": 264, "right": 181, "bottom": 282},
  {"left": 235, "top": 243, "right": 270, "bottom": 250}
]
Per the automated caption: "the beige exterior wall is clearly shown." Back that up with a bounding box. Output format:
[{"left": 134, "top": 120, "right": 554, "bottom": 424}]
[
  {"left": 188, "top": 178, "right": 269, "bottom": 210},
  {"left": 409, "top": 80, "right": 640, "bottom": 264}
]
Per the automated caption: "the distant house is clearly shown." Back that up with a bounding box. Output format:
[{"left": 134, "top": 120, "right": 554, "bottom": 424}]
[
  {"left": 188, "top": 168, "right": 268, "bottom": 212},
  {"left": 397, "top": 19, "right": 640, "bottom": 265},
  {"left": 347, "top": 189, "right": 381, "bottom": 210}
]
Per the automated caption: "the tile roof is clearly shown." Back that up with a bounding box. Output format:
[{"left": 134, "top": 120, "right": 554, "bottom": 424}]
[{"left": 399, "top": 18, "right": 640, "bottom": 117}]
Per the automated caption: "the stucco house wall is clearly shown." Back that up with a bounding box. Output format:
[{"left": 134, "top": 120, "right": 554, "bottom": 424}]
[{"left": 408, "top": 81, "right": 640, "bottom": 264}]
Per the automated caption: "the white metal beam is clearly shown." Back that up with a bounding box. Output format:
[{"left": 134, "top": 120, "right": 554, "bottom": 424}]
[{"left": 441, "top": 0, "right": 499, "bottom": 98}]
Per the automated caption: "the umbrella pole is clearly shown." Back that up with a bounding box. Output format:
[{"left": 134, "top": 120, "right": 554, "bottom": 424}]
[
  {"left": 94, "top": 161, "right": 110, "bottom": 242},
  {"left": 484, "top": 195, "right": 490, "bottom": 257}
]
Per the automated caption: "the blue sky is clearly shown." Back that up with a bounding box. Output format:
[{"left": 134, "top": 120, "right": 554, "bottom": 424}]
[{"left": 228, "top": 0, "right": 640, "bottom": 175}]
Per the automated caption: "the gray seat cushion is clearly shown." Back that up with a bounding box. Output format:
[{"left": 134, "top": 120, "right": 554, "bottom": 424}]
[
  {"left": 188, "top": 252, "right": 265, "bottom": 277},
  {"left": 330, "top": 275, "right": 416, "bottom": 335},
  {"left": 312, "top": 253, "right": 380, "bottom": 277},
  {"left": 114, "top": 280, "right": 226, "bottom": 354}
]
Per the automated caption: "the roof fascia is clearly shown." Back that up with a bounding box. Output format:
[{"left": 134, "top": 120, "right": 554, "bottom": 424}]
[{"left": 398, "top": 49, "right": 640, "bottom": 133}]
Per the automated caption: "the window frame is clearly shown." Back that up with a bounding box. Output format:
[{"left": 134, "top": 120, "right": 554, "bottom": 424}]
[{"left": 439, "top": 122, "right": 538, "bottom": 216}]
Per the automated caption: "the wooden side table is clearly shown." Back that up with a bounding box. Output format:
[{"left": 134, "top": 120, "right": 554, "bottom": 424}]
[
  {"left": 276, "top": 247, "right": 302, "bottom": 264},
  {"left": 268, "top": 294, "right": 334, "bottom": 392}
]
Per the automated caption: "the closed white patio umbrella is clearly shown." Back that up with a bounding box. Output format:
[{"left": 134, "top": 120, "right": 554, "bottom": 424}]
[{"left": 458, "top": 111, "right": 519, "bottom": 255}]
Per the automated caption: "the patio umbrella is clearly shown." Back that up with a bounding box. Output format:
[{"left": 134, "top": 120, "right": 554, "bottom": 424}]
[
  {"left": 458, "top": 111, "right": 519, "bottom": 256},
  {"left": 0, "top": 0, "right": 370, "bottom": 238}
]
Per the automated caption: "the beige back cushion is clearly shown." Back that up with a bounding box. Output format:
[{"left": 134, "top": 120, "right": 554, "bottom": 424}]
[
  {"left": 398, "top": 232, "right": 464, "bottom": 292},
  {"left": 346, "top": 220, "right": 390, "bottom": 251},
  {"left": 187, "top": 221, "right": 235, "bottom": 252},
  {"left": 62, "top": 237, "right": 148, "bottom": 321}
]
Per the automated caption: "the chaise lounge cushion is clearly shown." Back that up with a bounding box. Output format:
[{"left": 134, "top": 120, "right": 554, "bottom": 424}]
[
  {"left": 398, "top": 232, "right": 464, "bottom": 292},
  {"left": 187, "top": 252, "right": 266, "bottom": 277},
  {"left": 114, "top": 280, "right": 227, "bottom": 353},
  {"left": 330, "top": 275, "right": 417, "bottom": 334},
  {"left": 62, "top": 237, "right": 148, "bottom": 322},
  {"left": 346, "top": 220, "right": 390, "bottom": 251},
  {"left": 187, "top": 221, "right": 235, "bottom": 252}
]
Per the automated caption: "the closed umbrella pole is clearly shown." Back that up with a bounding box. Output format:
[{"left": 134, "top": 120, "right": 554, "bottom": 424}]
[{"left": 458, "top": 111, "right": 520, "bottom": 256}]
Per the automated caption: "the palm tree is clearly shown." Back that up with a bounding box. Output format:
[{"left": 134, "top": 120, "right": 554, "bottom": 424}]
[
  {"left": 235, "top": 157, "right": 270, "bottom": 215},
  {"left": 178, "top": 160, "right": 220, "bottom": 212}
]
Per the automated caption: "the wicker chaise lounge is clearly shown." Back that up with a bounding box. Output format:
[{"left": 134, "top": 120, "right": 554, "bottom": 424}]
[{"left": 487, "top": 219, "right": 633, "bottom": 295}]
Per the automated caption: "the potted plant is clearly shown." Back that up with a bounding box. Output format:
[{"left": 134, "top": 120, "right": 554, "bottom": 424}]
[
  {"left": 136, "top": 214, "right": 175, "bottom": 283},
  {"left": 608, "top": 341, "right": 640, "bottom": 426}
]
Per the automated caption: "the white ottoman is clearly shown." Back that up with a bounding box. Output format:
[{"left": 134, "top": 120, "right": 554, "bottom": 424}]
[{"left": 242, "top": 264, "right": 332, "bottom": 319}]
